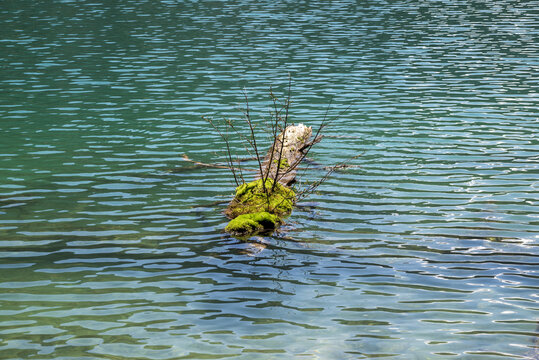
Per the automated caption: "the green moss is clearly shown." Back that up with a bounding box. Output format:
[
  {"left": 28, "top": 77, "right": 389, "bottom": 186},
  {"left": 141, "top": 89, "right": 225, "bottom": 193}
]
[
  {"left": 272, "top": 158, "right": 290, "bottom": 169},
  {"left": 225, "top": 179, "right": 295, "bottom": 220},
  {"left": 224, "top": 179, "right": 296, "bottom": 237},
  {"left": 225, "top": 211, "right": 281, "bottom": 237}
]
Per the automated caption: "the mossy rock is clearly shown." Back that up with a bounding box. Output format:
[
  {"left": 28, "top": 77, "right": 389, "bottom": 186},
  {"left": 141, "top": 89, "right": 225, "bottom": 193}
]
[
  {"left": 225, "top": 211, "right": 281, "bottom": 237},
  {"left": 224, "top": 179, "right": 295, "bottom": 220}
]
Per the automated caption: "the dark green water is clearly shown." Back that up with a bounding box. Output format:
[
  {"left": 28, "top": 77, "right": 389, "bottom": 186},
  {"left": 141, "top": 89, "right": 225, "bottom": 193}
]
[{"left": 1, "top": 0, "right": 538, "bottom": 359}]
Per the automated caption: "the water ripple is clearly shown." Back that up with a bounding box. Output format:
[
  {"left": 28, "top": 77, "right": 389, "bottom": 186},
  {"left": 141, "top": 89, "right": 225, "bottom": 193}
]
[{"left": 1, "top": 0, "right": 538, "bottom": 359}]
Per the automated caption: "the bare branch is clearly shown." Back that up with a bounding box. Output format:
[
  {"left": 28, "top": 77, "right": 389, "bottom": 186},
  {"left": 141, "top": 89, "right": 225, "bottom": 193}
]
[
  {"left": 204, "top": 116, "right": 239, "bottom": 186},
  {"left": 262, "top": 86, "right": 284, "bottom": 184},
  {"left": 294, "top": 152, "right": 363, "bottom": 201},
  {"left": 181, "top": 154, "right": 256, "bottom": 172},
  {"left": 242, "top": 89, "right": 268, "bottom": 195},
  {"left": 272, "top": 73, "right": 292, "bottom": 192}
]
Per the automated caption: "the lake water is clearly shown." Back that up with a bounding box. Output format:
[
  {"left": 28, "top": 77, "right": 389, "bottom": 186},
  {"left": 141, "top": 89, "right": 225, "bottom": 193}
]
[{"left": 1, "top": 0, "right": 538, "bottom": 359}]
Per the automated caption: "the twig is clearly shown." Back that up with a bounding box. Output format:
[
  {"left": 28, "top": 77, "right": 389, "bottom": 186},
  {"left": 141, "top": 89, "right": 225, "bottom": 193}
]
[
  {"left": 242, "top": 89, "right": 268, "bottom": 195},
  {"left": 204, "top": 116, "right": 240, "bottom": 186},
  {"left": 263, "top": 86, "right": 282, "bottom": 185},
  {"left": 181, "top": 154, "right": 256, "bottom": 172},
  {"left": 273, "top": 96, "right": 337, "bottom": 185},
  {"left": 295, "top": 152, "right": 363, "bottom": 201},
  {"left": 272, "top": 73, "right": 292, "bottom": 192}
]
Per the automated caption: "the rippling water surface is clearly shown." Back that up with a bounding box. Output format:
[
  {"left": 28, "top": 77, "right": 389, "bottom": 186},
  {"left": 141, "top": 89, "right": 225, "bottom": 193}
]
[{"left": 1, "top": 0, "right": 538, "bottom": 359}]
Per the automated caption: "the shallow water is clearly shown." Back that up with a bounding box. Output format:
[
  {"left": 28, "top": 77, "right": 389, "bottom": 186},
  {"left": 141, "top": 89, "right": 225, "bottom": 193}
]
[{"left": 1, "top": 0, "right": 538, "bottom": 359}]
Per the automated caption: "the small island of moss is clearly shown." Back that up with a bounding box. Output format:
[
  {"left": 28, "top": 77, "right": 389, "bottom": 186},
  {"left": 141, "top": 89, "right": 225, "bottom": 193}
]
[
  {"left": 224, "top": 179, "right": 295, "bottom": 237},
  {"left": 225, "top": 211, "right": 281, "bottom": 237},
  {"left": 225, "top": 179, "right": 295, "bottom": 219}
]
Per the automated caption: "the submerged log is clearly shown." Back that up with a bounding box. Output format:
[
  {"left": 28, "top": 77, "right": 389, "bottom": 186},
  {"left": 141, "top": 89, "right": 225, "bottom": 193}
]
[
  {"left": 257, "top": 123, "right": 318, "bottom": 187},
  {"left": 224, "top": 123, "right": 319, "bottom": 237}
]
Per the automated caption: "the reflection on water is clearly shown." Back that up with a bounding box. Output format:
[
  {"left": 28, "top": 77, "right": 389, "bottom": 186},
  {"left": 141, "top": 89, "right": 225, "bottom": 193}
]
[{"left": 1, "top": 0, "right": 538, "bottom": 359}]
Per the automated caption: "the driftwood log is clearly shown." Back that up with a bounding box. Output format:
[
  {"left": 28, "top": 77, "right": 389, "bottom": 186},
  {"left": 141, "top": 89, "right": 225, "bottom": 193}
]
[
  {"left": 256, "top": 123, "right": 321, "bottom": 187},
  {"left": 224, "top": 123, "right": 320, "bottom": 237}
]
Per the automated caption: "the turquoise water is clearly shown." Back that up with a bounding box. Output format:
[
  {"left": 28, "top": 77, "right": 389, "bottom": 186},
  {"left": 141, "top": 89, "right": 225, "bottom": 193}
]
[{"left": 1, "top": 0, "right": 538, "bottom": 359}]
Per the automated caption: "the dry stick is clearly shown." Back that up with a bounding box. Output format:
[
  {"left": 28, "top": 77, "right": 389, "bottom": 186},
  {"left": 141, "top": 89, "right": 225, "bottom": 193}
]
[
  {"left": 227, "top": 118, "right": 267, "bottom": 186},
  {"left": 272, "top": 74, "right": 292, "bottom": 192},
  {"left": 263, "top": 89, "right": 279, "bottom": 144},
  {"left": 275, "top": 78, "right": 292, "bottom": 182},
  {"left": 288, "top": 104, "right": 354, "bottom": 181},
  {"left": 266, "top": 155, "right": 333, "bottom": 214},
  {"left": 262, "top": 89, "right": 283, "bottom": 151},
  {"left": 262, "top": 116, "right": 277, "bottom": 154},
  {"left": 276, "top": 98, "right": 355, "bottom": 186},
  {"left": 233, "top": 152, "right": 255, "bottom": 184},
  {"left": 205, "top": 117, "right": 239, "bottom": 186},
  {"left": 297, "top": 152, "right": 363, "bottom": 203},
  {"left": 242, "top": 89, "right": 268, "bottom": 195},
  {"left": 263, "top": 88, "right": 283, "bottom": 185},
  {"left": 225, "top": 120, "right": 241, "bottom": 184},
  {"left": 275, "top": 134, "right": 323, "bottom": 185},
  {"left": 270, "top": 86, "right": 286, "bottom": 135},
  {"left": 210, "top": 121, "right": 240, "bottom": 186},
  {"left": 181, "top": 154, "right": 229, "bottom": 170},
  {"left": 233, "top": 155, "right": 259, "bottom": 162},
  {"left": 269, "top": 86, "right": 280, "bottom": 137},
  {"left": 181, "top": 154, "right": 256, "bottom": 172},
  {"left": 290, "top": 100, "right": 353, "bottom": 178},
  {"left": 235, "top": 155, "right": 246, "bottom": 184},
  {"left": 226, "top": 119, "right": 257, "bottom": 161},
  {"left": 273, "top": 98, "right": 334, "bottom": 185}
]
